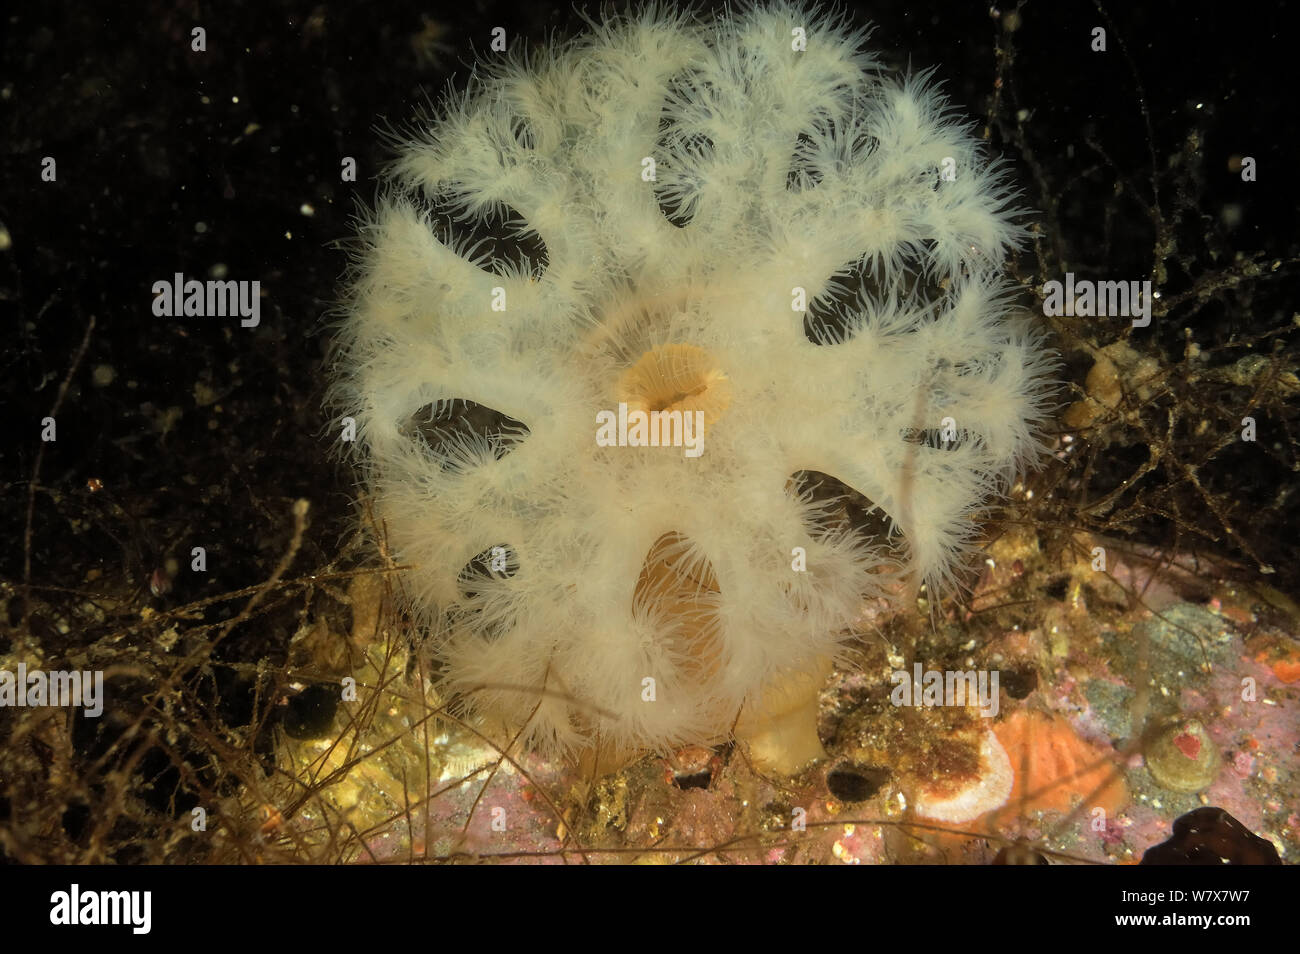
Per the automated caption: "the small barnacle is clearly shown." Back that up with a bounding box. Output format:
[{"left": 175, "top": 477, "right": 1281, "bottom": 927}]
[{"left": 1144, "top": 719, "right": 1222, "bottom": 794}]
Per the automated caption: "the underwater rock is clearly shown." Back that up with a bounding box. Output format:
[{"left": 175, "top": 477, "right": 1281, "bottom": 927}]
[{"left": 1141, "top": 807, "right": 1281, "bottom": 865}]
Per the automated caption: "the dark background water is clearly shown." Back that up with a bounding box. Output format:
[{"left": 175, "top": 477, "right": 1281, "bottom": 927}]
[
  {"left": 1, "top": 0, "right": 1296, "bottom": 864},
  {"left": 3, "top": 0, "right": 1295, "bottom": 604}
]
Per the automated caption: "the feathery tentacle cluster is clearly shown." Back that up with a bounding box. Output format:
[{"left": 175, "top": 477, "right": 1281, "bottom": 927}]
[{"left": 329, "top": 2, "right": 1055, "bottom": 764}]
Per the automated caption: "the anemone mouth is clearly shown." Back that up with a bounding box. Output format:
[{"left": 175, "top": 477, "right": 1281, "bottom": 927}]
[{"left": 617, "top": 343, "right": 732, "bottom": 422}]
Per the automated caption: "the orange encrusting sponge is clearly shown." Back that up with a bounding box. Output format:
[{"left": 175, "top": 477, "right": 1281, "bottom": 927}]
[{"left": 989, "top": 709, "right": 1128, "bottom": 822}]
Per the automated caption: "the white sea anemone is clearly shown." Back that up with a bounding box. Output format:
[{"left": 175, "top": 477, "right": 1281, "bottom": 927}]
[{"left": 328, "top": 2, "right": 1056, "bottom": 772}]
